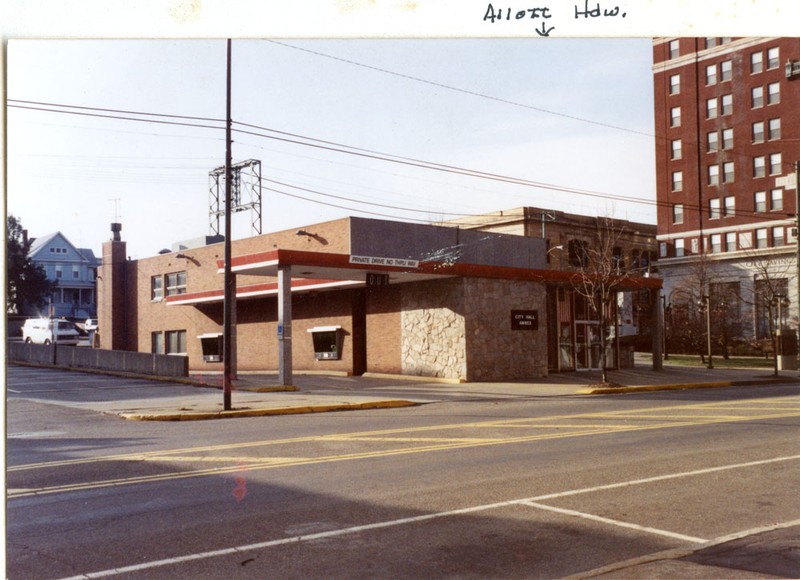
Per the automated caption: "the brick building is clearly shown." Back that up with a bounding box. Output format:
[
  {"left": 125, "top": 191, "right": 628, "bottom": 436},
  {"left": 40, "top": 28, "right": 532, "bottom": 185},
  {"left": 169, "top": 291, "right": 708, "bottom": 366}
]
[
  {"left": 97, "top": 216, "right": 662, "bottom": 381},
  {"left": 444, "top": 207, "right": 659, "bottom": 370},
  {"left": 653, "top": 37, "right": 800, "bottom": 341}
]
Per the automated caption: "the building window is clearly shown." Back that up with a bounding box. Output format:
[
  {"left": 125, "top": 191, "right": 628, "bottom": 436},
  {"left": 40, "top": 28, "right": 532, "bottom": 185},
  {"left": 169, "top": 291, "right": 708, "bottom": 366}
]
[
  {"left": 705, "top": 63, "right": 717, "bottom": 85},
  {"left": 710, "top": 281, "right": 741, "bottom": 321},
  {"left": 709, "top": 199, "right": 721, "bottom": 219},
  {"left": 630, "top": 249, "right": 640, "bottom": 270},
  {"left": 710, "top": 234, "right": 722, "bottom": 253},
  {"left": 72, "top": 266, "right": 80, "bottom": 280},
  {"left": 671, "top": 139, "right": 682, "bottom": 160},
  {"left": 721, "top": 94, "right": 733, "bottom": 115},
  {"left": 752, "top": 86, "right": 763, "bottom": 108},
  {"left": 612, "top": 247, "right": 625, "bottom": 271},
  {"left": 751, "top": 51, "right": 763, "bottom": 73},
  {"left": 669, "top": 39, "right": 680, "bottom": 59},
  {"left": 724, "top": 196, "right": 735, "bottom": 216},
  {"left": 770, "top": 153, "right": 782, "bottom": 175},
  {"left": 706, "top": 97, "right": 718, "bottom": 119},
  {"left": 755, "top": 278, "right": 789, "bottom": 338},
  {"left": 55, "top": 265, "right": 62, "bottom": 279},
  {"left": 705, "top": 38, "right": 718, "bottom": 49},
  {"left": 673, "top": 204, "right": 684, "bottom": 224},
  {"left": 756, "top": 228, "right": 768, "bottom": 249},
  {"left": 165, "top": 330, "right": 187, "bottom": 355},
  {"left": 767, "top": 47, "right": 780, "bottom": 69},
  {"left": 151, "top": 332, "right": 164, "bottom": 355},
  {"left": 669, "top": 74, "right": 681, "bottom": 95},
  {"left": 720, "top": 60, "right": 732, "bottom": 82},
  {"left": 755, "top": 191, "right": 767, "bottom": 212},
  {"left": 753, "top": 121, "right": 764, "bottom": 143},
  {"left": 568, "top": 239, "right": 589, "bottom": 268},
  {"left": 726, "top": 232, "right": 737, "bottom": 252},
  {"left": 670, "top": 106, "right": 681, "bottom": 127},
  {"left": 767, "top": 82, "right": 780, "bottom": 105},
  {"left": 721, "top": 128, "right": 733, "bottom": 149},
  {"left": 723, "top": 161, "right": 735, "bottom": 183},
  {"left": 675, "top": 239, "right": 685, "bottom": 257},
  {"left": 708, "top": 165, "right": 720, "bottom": 187},
  {"left": 707, "top": 131, "right": 719, "bottom": 152},
  {"left": 672, "top": 171, "right": 683, "bottom": 192},
  {"left": 768, "top": 118, "right": 781, "bottom": 140},
  {"left": 151, "top": 275, "right": 163, "bottom": 301},
  {"left": 773, "top": 226, "right": 785, "bottom": 246},
  {"left": 165, "top": 271, "right": 187, "bottom": 296},
  {"left": 691, "top": 239, "right": 700, "bottom": 254},
  {"left": 754, "top": 156, "right": 766, "bottom": 178},
  {"left": 659, "top": 242, "right": 668, "bottom": 258},
  {"left": 771, "top": 188, "right": 784, "bottom": 211},
  {"left": 640, "top": 251, "right": 655, "bottom": 273}
]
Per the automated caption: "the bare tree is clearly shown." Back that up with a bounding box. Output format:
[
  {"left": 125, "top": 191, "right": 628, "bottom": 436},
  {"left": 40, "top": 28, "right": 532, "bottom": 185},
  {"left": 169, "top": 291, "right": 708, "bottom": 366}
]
[
  {"left": 568, "top": 216, "right": 647, "bottom": 384},
  {"left": 738, "top": 246, "right": 795, "bottom": 375}
]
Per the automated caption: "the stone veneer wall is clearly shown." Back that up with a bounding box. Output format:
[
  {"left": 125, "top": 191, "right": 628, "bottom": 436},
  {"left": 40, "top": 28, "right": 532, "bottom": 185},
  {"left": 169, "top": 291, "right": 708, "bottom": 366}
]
[
  {"left": 400, "top": 277, "right": 548, "bottom": 381},
  {"left": 400, "top": 279, "right": 467, "bottom": 380},
  {"left": 463, "top": 278, "right": 548, "bottom": 381}
]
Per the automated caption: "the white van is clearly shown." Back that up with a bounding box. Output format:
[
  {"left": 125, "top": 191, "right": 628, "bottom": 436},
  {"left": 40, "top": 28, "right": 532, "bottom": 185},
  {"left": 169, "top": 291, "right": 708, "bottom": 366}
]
[{"left": 22, "top": 318, "right": 80, "bottom": 346}]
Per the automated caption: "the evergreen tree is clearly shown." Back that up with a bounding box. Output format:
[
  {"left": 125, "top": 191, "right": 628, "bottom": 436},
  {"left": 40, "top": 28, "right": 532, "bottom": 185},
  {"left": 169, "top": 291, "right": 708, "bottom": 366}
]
[{"left": 7, "top": 215, "right": 55, "bottom": 314}]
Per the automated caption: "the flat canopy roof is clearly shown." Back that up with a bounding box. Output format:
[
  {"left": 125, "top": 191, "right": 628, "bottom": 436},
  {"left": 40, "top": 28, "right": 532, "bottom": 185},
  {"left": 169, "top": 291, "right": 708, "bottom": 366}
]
[{"left": 166, "top": 248, "right": 662, "bottom": 307}]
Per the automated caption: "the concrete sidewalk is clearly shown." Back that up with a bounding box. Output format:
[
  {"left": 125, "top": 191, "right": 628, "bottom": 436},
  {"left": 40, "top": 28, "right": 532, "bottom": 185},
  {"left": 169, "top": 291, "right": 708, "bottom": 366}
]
[{"left": 109, "top": 360, "right": 800, "bottom": 422}]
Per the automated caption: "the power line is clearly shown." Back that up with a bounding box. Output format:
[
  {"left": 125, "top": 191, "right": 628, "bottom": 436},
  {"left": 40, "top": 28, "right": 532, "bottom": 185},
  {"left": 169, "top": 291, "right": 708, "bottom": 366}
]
[
  {"left": 261, "top": 184, "right": 436, "bottom": 224},
  {"left": 262, "top": 176, "right": 472, "bottom": 217},
  {"left": 8, "top": 102, "right": 224, "bottom": 132},
  {"left": 8, "top": 99, "right": 223, "bottom": 123},
  {"left": 11, "top": 98, "right": 790, "bottom": 225},
  {"left": 265, "top": 40, "right": 655, "bottom": 140},
  {"left": 231, "top": 123, "right": 657, "bottom": 208},
  {"left": 10, "top": 97, "right": 658, "bottom": 211}
]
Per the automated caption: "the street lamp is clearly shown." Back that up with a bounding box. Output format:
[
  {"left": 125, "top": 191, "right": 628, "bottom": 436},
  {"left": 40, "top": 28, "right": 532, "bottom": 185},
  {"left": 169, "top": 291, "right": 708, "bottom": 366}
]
[{"left": 698, "top": 294, "right": 713, "bottom": 369}]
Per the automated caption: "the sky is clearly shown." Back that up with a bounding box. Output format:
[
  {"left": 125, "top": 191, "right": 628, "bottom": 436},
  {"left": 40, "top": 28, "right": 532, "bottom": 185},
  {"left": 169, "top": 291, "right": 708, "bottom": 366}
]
[{"left": 7, "top": 37, "right": 657, "bottom": 259}]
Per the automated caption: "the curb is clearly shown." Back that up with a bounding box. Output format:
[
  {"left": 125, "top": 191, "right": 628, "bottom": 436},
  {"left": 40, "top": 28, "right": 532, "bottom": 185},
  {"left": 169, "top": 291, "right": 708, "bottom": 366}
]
[
  {"left": 579, "top": 377, "right": 796, "bottom": 395},
  {"left": 118, "top": 400, "right": 419, "bottom": 421}
]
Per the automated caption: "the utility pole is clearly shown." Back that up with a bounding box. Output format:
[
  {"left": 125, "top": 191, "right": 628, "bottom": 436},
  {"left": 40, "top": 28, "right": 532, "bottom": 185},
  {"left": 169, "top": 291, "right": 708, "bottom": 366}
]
[
  {"left": 795, "top": 160, "right": 800, "bottom": 376},
  {"left": 223, "top": 39, "right": 233, "bottom": 411}
]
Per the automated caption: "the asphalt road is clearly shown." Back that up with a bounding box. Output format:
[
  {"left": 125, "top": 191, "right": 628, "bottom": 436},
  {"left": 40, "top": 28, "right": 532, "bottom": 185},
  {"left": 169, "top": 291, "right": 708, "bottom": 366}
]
[{"left": 7, "top": 366, "right": 800, "bottom": 579}]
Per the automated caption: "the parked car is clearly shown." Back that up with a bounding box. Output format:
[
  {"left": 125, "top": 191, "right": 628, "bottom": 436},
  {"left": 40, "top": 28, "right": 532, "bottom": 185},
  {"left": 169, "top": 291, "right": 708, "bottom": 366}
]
[
  {"left": 21, "top": 318, "right": 80, "bottom": 346},
  {"left": 84, "top": 318, "right": 99, "bottom": 347}
]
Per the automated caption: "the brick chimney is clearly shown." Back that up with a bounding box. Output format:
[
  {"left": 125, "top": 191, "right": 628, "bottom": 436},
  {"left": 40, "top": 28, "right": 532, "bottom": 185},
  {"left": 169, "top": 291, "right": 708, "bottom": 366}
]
[{"left": 98, "top": 223, "right": 128, "bottom": 350}]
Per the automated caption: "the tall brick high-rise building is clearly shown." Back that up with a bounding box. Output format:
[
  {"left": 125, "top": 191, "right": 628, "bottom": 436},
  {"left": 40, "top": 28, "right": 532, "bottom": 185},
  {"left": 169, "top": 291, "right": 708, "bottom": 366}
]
[{"left": 653, "top": 37, "right": 800, "bottom": 342}]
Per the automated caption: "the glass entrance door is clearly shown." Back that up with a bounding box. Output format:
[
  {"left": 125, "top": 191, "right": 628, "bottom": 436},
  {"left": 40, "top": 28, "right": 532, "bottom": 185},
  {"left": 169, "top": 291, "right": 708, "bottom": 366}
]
[{"left": 575, "top": 322, "right": 602, "bottom": 370}]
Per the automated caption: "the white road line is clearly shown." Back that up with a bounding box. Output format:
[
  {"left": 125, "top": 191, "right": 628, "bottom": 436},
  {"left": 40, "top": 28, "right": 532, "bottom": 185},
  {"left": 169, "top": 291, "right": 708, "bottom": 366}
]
[
  {"left": 521, "top": 501, "right": 707, "bottom": 544},
  {"left": 531, "top": 453, "right": 800, "bottom": 501},
  {"left": 567, "top": 518, "right": 800, "bottom": 580},
  {"left": 60, "top": 453, "right": 800, "bottom": 579}
]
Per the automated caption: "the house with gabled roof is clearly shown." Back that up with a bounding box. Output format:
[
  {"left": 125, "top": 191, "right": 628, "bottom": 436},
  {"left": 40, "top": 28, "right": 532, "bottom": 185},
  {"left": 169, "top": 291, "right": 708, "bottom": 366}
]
[{"left": 27, "top": 231, "right": 101, "bottom": 319}]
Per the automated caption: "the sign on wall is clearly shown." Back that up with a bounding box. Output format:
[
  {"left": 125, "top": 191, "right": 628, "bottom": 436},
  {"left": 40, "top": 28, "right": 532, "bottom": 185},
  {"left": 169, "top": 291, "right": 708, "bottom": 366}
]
[
  {"left": 366, "top": 273, "right": 390, "bottom": 287},
  {"left": 350, "top": 255, "right": 420, "bottom": 268},
  {"left": 511, "top": 310, "right": 538, "bottom": 330}
]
